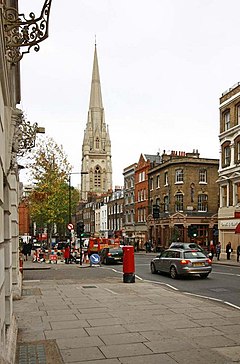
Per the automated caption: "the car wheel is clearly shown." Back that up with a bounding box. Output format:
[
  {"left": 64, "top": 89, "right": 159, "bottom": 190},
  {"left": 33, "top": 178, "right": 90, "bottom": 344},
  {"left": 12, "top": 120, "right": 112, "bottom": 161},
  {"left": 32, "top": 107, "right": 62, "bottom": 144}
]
[
  {"left": 151, "top": 262, "right": 157, "bottom": 274},
  {"left": 200, "top": 273, "right": 209, "bottom": 279},
  {"left": 170, "top": 266, "right": 178, "bottom": 279}
]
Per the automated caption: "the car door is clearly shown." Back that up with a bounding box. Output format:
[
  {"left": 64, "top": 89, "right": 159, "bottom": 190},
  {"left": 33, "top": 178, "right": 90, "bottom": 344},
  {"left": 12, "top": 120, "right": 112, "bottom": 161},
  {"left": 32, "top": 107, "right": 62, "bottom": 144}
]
[{"left": 158, "top": 250, "right": 171, "bottom": 272}]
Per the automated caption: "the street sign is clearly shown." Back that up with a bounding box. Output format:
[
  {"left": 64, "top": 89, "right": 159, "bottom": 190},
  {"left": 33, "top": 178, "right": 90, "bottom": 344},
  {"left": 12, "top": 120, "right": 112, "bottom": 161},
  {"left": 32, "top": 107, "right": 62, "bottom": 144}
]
[
  {"left": 67, "top": 223, "right": 74, "bottom": 230},
  {"left": 90, "top": 254, "right": 100, "bottom": 265}
]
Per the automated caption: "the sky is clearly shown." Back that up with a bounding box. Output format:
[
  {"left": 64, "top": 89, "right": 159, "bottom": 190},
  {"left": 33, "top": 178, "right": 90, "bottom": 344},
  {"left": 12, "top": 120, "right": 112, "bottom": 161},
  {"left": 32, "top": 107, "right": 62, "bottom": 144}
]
[{"left": 18, "top": 0, "right": 240, "bottom": 187}]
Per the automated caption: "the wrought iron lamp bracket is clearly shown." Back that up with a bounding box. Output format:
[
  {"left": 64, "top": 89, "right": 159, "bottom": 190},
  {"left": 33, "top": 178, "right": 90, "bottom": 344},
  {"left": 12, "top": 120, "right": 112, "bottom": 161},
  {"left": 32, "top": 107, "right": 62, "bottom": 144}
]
[{"left": 2, "top": 0, "right": 52, "bottom": 64}]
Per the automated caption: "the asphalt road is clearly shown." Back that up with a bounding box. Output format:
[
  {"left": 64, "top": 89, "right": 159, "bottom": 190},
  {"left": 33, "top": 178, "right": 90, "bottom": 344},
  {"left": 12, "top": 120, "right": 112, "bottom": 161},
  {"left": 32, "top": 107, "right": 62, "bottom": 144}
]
[{"left": 23, "top": 253, "right": 240, "bottom": 309}]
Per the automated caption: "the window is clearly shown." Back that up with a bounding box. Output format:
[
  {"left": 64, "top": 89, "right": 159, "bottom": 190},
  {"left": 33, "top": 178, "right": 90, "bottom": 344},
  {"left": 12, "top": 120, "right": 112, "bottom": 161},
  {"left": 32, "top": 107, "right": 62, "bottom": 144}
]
[
  {"left": 237, "top": 105, "right": 240, "bottom": 125},
  {"left": 175, "top": 192, "right": 183, "bottom": 212},
  {"left": 199, "top": 169, "right": 207, "bottom": 183},
  {"left": 94, "top": 166, "right": 101, "bottom": 187},
  {"left": 175, "top": 169, "right": 183, "bottom": 183},
  {"left": 224, "top": 111, "right": 230, "bottom": 130},
  {"left": 156, "top": 175, "right": 160, "bottom": 188},
  {"left": 139, "top": 171, "right": 145, "bottom": 182},
  {"left": 237, "top": 142, "right": 240, "bottom": 162},
  {"left": 221, "top": 185, "right": 227, "bottom": 207},
  {"left": 164, "top": 172, "right": 168, "bottom": 185},
  {"left": 198, "top": 194, "right": 208, "bottom": 212},
  {"left": 224, "top": 146, "right": 231, "bottom": 166},
  {"left": 164, "top": 195, "right": 169, "bottom": 212},
  {"left": 150, "top": 177, "right": 153, "bottom": 190}
]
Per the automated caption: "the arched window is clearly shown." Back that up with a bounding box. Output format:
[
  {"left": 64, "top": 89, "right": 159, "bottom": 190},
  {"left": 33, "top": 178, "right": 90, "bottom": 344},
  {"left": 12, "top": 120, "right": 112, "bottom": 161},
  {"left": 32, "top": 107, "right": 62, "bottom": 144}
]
[
  {"left": 222, "top": 141, "right": 231, "bottom": 167},
  {"left": 94, "top": 166, "right": 101, "bottom": 187}
]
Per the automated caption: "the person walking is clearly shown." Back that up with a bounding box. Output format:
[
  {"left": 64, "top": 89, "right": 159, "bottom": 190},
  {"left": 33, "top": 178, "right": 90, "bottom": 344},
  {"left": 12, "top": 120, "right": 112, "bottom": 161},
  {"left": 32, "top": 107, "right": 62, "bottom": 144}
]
[
  {"left": 226, "top": 241, "right": 232, "bottom": 260},
  {"left": 216, "top": 242, "right": 221, "bottom": 261},
  {"left": 21, "top": 243, "right": 29, "bottom": 261},
  {"left": 237, "top": 244, "right": 240, "bottom": 262},
  {"left": 64, "top": 244, "right": 70, "bottom": 264}
]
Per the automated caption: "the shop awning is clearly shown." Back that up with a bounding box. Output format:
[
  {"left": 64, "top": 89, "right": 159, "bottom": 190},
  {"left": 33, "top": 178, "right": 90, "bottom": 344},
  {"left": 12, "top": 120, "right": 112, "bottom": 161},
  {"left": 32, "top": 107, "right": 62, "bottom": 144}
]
[{"left": 235, "top": 223, "right": 240, "bottom": 234}]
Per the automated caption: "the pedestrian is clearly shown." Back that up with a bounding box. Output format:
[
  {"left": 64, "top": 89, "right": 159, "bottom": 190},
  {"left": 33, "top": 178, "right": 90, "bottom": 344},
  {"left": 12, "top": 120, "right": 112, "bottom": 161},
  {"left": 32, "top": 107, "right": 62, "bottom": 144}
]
[
  {"left": 237, "top": 244, "right": 240, "bottom": 262},
  {"left": 226, "top": 241, "right": 232, "bottom": 260},
  {"left": 64, "top": 244, "right": 70, "bottom": 264},
  {"left": 26, "top": 242, "right": 32, "bottom": 257},
  {"left": 21, "top": 242, "right": 29, "bottom": 261},
  {"left": 216, "top": 242, "right": 221, "bottom": 261}
]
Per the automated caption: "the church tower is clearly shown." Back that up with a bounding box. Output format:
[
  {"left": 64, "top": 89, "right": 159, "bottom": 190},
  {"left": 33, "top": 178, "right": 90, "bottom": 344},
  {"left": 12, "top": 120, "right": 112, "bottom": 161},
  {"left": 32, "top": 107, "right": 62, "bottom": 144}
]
[{"left": 81, "top": 44, "right": 112, "bottom": 200}]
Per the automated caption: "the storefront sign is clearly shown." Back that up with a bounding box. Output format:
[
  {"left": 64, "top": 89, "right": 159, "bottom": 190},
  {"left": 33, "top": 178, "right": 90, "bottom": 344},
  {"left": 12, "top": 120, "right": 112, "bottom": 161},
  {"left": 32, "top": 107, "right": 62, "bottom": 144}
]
[{"left": 219, "top": 220, "right": 240, "bottom": 229}]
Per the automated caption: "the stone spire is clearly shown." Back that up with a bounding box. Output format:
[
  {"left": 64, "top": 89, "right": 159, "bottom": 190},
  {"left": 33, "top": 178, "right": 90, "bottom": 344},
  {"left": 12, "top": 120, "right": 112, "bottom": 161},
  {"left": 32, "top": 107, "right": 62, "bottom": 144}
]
[
  {"left": 81, "top": 45, "right": 112, "bottom": 200},
  {"left": 89, "top": 44, "right": 103, "bottom": 109}
]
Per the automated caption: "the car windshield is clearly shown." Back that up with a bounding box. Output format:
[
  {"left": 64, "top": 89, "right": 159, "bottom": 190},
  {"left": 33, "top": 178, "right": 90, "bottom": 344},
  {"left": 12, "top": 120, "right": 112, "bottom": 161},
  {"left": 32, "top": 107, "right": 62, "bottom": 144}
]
[
  {"left": 109, "top": 248, "right": 122, "bottom": 253},
  {"left": 184, "top": 251, "right": 206, "bottom": 259}
]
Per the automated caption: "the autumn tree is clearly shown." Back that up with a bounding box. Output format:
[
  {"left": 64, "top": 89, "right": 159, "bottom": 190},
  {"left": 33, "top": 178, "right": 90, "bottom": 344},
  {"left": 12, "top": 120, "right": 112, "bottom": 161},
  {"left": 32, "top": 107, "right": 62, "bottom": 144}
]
[{"left": 27, "top": 137, "right": 79, "bottom": 243}]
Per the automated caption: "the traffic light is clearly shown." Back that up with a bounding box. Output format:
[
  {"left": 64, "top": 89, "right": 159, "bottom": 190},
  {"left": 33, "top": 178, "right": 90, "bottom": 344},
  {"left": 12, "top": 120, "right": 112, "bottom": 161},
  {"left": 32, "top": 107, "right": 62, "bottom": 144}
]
[
  {"left": 77, "top": 221, "right": 84, "bottom": 238},
  {"left": 152, "top": 204, "right": 160, "bottom": 219},
  {"left": 188, "top": 225, "right": 198, "bottom": 238}
]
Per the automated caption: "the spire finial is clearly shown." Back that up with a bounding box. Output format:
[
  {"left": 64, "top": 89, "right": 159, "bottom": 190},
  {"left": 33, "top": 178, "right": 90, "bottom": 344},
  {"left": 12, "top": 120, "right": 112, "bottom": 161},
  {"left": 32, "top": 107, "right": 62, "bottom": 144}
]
[{"left": 95, "top": 34, "right": 97, "bottom": 47}]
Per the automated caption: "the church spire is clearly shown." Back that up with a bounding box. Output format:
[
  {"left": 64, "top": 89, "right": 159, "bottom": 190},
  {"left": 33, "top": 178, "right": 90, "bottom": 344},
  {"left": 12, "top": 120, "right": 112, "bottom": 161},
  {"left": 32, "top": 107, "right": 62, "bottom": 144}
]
[
  {"left": 81, "top": 44, "right": 112, "bottom": 200},
  {"left": 89, "top": 43, "right": 103, "bottom": 109}
]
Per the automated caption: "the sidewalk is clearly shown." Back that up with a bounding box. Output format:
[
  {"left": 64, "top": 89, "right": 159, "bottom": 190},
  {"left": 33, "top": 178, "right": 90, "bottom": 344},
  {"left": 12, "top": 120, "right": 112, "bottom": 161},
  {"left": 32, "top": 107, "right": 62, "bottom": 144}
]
[{"left": 14, "top": 260, "right": 240, "bottom": 363}]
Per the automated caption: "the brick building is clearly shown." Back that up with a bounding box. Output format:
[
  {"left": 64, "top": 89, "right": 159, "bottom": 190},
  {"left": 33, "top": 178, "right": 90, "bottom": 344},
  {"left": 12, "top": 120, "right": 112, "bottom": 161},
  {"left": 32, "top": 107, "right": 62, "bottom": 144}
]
[
  {"left": 148, "top": 150, "right": 219, "bottom": 250},
  {"left": 134, "top": 153, "right": 161, "bottom": 249}
]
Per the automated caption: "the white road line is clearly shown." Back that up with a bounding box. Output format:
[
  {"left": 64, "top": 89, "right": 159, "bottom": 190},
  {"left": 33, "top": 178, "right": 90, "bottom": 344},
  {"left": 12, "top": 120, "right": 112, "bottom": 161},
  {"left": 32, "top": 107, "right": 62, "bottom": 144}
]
[
  {"left": 224, "top": 301, "right": 240, "bottom": 310},
  {"left": 144, "top": 279, "right": 179, "bottom": 291}
]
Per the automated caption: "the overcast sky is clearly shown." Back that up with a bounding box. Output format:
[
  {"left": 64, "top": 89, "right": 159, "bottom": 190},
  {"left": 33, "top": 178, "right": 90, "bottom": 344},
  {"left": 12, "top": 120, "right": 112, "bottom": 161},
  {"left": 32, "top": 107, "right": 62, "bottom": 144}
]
[{"left": 18, "top": 0, "right": 240, "bottom": 187}]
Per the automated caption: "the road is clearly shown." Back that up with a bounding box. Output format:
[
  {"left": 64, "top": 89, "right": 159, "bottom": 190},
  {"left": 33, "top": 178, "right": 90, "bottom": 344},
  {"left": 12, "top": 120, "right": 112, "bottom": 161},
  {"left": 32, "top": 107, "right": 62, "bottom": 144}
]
[{"left": 23, "top": 253, "right": 240, "bottom": 309}]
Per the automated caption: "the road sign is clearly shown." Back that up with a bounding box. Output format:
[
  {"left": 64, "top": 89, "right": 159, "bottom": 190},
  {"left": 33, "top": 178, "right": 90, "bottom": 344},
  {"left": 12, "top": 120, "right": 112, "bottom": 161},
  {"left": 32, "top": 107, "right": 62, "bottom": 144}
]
[
  {"left": 67, "top": 223, "right": 74, "bottom": 230},
  {"left": 90, "top": 254, "right": 100, "bottom": 265}
]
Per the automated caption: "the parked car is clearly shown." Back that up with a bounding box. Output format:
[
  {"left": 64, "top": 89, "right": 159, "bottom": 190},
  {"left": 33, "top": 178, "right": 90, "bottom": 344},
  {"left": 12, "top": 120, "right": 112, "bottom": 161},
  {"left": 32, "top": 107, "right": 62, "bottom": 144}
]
[
  {"left": 100, "top": 247, "right": 123, "bottom": 265},
  {"left": 150, "top": 248, "right": 212, "bottom": 279},
  {"left": 169, "top": 242, "right": 209, "bottom": 256}
]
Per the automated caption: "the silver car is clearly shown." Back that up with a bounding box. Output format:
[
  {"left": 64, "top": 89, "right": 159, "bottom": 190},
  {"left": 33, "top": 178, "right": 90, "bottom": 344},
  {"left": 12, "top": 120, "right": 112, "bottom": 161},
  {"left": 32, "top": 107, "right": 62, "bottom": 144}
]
[{"left": 150, "top": 249, "right": 212, "bottom": 279}]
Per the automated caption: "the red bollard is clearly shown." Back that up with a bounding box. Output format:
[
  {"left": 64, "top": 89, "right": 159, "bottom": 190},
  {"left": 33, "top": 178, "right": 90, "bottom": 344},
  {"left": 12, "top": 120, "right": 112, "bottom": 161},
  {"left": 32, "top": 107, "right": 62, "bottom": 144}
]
[{"left": 122, "top": 246, "right": 135, "bottom": 283}]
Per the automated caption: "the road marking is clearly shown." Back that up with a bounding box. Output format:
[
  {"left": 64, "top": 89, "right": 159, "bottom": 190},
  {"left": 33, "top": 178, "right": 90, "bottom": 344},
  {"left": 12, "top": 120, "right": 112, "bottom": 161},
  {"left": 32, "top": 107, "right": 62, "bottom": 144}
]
[
  {"left": 144, "top": 279, "right": 179, "bottom": 291},
  {"left": 224, "top": 301, "right": 240, "bottom": 310}
]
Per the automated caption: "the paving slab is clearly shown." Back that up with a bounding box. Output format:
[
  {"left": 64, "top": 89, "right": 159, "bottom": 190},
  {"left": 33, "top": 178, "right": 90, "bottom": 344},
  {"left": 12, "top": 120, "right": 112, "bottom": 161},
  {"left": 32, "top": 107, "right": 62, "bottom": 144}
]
[
  {"left": 60, "top": 346, "right": 105, "bottom": 362},
  {"left": 99, "top": 342, "right": 152, "bottom": 359}
]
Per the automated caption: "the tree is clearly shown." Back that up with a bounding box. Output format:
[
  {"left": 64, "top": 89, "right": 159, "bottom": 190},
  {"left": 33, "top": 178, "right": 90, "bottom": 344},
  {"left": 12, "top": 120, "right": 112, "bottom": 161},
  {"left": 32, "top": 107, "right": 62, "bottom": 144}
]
[{"left": 27, "top": 137, "right": 79, "bottom": 243}]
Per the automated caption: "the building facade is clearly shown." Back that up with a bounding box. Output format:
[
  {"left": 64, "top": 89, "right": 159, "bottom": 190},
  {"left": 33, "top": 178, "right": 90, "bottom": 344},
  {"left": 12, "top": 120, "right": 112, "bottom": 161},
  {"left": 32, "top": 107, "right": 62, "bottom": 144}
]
[
  {"left": 123, "top": 163, "right": 137, "bottom": 244},
  {"left": 81, "top": 45, "right": 112, "bottom": 200},
  {"left": 218, "top": 82, "right": 240, "bottom": 257},
  {"left": 134, "top": 154, "right": 161, "bottom": 249},
  {"left": 148, "top": 150, "right": 219, "bottom": 250}
]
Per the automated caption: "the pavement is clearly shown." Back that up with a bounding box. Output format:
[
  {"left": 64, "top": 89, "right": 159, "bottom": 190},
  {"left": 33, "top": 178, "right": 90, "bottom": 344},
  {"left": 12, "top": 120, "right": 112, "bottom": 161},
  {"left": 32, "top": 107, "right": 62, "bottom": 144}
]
[{"left": 13, "top": 255, "right": 240, "bottom": 364}]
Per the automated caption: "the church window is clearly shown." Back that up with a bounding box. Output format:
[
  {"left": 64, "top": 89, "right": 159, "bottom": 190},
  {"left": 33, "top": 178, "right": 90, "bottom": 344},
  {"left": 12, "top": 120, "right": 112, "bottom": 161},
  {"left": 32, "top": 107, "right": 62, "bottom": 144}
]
[{"left": 94, "top": 166, "right": 101, "bottom": 187}]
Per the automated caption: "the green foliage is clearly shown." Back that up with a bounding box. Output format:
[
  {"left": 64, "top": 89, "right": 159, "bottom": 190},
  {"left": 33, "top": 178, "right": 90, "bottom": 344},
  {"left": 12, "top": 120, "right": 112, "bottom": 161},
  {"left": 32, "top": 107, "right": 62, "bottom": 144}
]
[{"left": 27, "top": 137, "right": 79, "bottom": 241}]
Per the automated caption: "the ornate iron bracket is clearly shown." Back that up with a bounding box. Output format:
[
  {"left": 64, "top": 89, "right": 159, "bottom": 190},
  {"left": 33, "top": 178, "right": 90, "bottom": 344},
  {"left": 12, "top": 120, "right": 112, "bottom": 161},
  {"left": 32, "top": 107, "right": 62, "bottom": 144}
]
[{"left": 2, "top": 0, "right": 52, "bottom": 64}]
